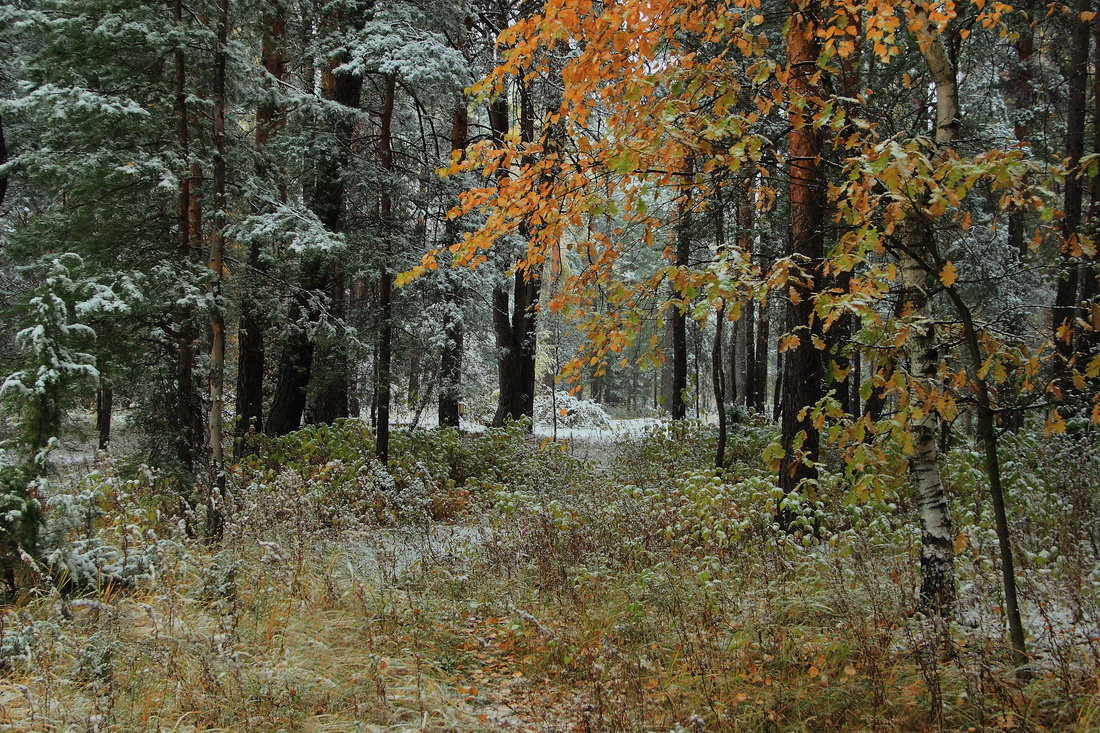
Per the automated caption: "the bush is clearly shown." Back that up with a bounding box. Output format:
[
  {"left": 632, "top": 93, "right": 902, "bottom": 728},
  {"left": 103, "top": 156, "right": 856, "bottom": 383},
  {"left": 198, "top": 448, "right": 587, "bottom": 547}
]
[
  {"left": 533, "top": 391, "right": 611, "bottom": 428},
  {"left": 234, "top": 419, "right": 586, "bottom": 531}
]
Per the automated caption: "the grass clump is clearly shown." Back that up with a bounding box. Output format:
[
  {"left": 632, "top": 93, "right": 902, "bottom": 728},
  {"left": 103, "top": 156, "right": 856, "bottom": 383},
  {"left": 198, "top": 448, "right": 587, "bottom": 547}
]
[{"left": 0, "top": 419, "right": 1096, "bottom": 730}]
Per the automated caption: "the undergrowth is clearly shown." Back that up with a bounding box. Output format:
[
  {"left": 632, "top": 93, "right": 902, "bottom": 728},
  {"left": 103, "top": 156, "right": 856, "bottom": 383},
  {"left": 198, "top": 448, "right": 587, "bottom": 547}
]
[{"left": 0, "top": 419, "right": 1096, "bottom": 730}]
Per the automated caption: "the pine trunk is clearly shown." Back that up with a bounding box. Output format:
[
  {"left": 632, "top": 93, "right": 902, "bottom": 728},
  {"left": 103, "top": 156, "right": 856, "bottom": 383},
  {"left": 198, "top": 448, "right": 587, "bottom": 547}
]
[
  {"left": 376, "top": 73, "right": 397, "bottom": 463},
  {"left": 96, "top": 385, "right": 112, "bottom": 451},
  {"left": 235, "top": 2, "right": 287, "bottom": 450},
  {"left": 1053, "top": 0, "right": 1090, "bottom": 368},
  {"left": 206, "top": 0, "right": 230, "bottom": 539},
  {"left": 778, "top": 0, "right": 826, "bottom": 512},
  {"left": 488, "top": 87, "right": 539, "bottom": 428},
  {"left": 266, "top": 261, "right": 325, "bottom": 436},
  {"left": 172, "top": 0, "right": 203, "bottom": 476},
  {"left": 754, "top": 294, "right": 769, "bottom": 412},
  {"left": 669, "top": 157, "right": 693, "bottom": 420}
]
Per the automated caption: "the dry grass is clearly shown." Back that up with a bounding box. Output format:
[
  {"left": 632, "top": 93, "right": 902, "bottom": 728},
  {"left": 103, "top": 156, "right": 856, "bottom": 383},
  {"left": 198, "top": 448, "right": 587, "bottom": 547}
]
[{"left": 0, "top": 423, "right": 1098, "bottom": 731}]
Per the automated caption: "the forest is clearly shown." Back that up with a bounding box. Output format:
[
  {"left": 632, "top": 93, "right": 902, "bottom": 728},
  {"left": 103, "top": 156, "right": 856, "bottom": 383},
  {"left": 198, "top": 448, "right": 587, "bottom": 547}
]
[{"left": 0, "top": 0, "right": 1099, "bottom": 729}]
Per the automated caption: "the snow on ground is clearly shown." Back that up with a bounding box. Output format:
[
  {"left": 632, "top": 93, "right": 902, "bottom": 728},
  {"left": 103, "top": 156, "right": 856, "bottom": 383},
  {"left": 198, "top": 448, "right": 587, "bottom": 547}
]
[{"left": 352, "top": 523, "right": 491, "bottom": 586}]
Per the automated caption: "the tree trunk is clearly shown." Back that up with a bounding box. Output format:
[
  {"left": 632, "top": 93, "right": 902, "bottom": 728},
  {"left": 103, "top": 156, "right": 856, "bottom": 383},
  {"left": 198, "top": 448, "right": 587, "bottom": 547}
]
[
  {"left": 669, "top": 157, "right": 693, "bottom": 420},
  {"left": 438, "top": 102, "right": 467, "bottom": 434},
  {"left": 0, "top": 115, "right": 7, "bottom": 208},
  {"left": 235, "top": 2, "right": 287, "bottom": 451},
  {"left": 754, "top": 293, "right": 769, "bottom": 412},
  {"left": 267, "top": 49, "right": 360, "bottom": 436},
  {"left": 849, "top": 344, "right": 861, "bottom": 416},
  {"left": 307, "top": 269, "right": 351, "bottom": 424},
  {"left": 488, "top": 87, "right": 540, "bottom": 428},
  {"left": 1082, "top": 13, "right": 1100, "bottom": 362},
  {"left": 1006, "top": 0, "right": 1034, "bottom": 258},
  {"left": 375, "top": 72, "right": 397, "bottom": 463},
  {"left": 96, "top": 385, "right": 112, "bottom": 451},
  {"left": 172, "top": 0, "right": 204, "bottom": 477},
  {"left": 1052, "top": 0, "right": 1090, "bottom": 369},
  {"left": 266, "top": 261, "right": 324, "bottom": 436},
  {"left": 830, "top": 270, "right": 854, "bottom": 415},
  {"left": 940, "top": 285, "right": 1028, "bottom": 668},
  {"left": 737, "top": 186, "right": 757, "bottom": 408},
  {"left": 778, "top": 0, "right": 826, "bottom": 513},
  {"left": 714, "top": 304, "right": 727, "bottom": 468},
  {"left": 206, "top": 0, "right": 230, "bottom": 539},
  {"left": 897, "top": 12, "right": 962, "bottom": 616},
  {"left": 307, "top": 51, "right": 361, "bottom": 426},
  {"left": 900, "top": 219, "right": 956, "bottom": 614}
]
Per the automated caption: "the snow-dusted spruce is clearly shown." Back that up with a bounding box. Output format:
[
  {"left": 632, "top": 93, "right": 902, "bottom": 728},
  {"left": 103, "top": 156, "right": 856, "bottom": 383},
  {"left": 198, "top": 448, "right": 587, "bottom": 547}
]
[{"left": 0, "top": 254, "right": 97, "bottom": 585}]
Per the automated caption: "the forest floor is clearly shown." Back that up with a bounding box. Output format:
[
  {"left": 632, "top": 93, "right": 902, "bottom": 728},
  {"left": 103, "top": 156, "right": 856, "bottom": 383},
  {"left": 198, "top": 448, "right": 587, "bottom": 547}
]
[{"left": 0, "top": 417, "right": 1098, "bottom": 731}]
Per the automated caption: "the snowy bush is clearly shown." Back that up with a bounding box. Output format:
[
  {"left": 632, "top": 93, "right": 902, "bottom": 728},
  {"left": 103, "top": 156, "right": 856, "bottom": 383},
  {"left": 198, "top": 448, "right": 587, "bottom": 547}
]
[
  {"left": 38, "top": 471, "right": 182, "bottom": 592},
  {"left": 534, "top": 391, "right": 611, "bottom": 429}
]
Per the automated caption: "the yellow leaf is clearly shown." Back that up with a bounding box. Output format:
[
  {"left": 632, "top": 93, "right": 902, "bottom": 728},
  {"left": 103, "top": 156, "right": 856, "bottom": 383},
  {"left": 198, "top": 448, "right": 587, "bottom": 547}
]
[
  {"left": 939, "top": 261, "right": 957, "bottom": 287},
  {"left": 808, "top": 665, "right": 820, "bottom": 678},
  {"left": 954, "top": 531, "right": 968, "bottom": 553},
  {"left": 1045, "top": 409, "right": 1067, "bottom": 435}
]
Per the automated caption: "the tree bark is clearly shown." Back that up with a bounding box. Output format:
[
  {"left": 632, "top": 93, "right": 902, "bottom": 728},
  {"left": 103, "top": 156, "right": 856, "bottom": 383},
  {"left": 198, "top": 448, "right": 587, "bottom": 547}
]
[
  {"left": 1052, "top": 0, "right": 1090, "bottom": 369},
  {"left": 96, "top": 384, "right": 112, "bottom": 451},
  {"left": 267, "top": 48, "right": 360, "bottom": 436},
  {"left": 205, "top": 0, "right": 230, "bottom": 539},
  {"left": 0, "top": 115, "right": 7, "bottom": 209},
  {"left": 898, "top": 12, "right": 961, "bottom": 616},
  {"left": 900, "top": 220, "right": 956, "bottom": 614},
  {"left": 737, "top": 186, "right": 757, "bottom": 407},
  {"left": 439, "top": 102, "right": 469, "bottom": 428},
  {"left": 374, "top": 73, "right": 397, "bottom": 463},
  {"left": 235, "top": 1, "right": 287, "bottom": 451},
  {"left": 489, "top": 86, "right": 540, "bottom": 428},
  {"left": 171, "top": 0, "right": 204, "bottom": 476},
  {"left": 754, "top": 292, "right": 769, "bottom": 412},
  {"left": 669, "top": 157, "right": 693, "bottom": 420},
  {"left": 778, "top": 0, "right": 826, "bottom": 514},
  {"left": 713, "top": 184, "right": 729, "bottom": 467}
]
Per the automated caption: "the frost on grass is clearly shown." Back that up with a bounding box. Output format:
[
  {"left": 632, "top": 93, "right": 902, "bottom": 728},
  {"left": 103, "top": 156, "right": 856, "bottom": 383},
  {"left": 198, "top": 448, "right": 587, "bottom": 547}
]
[{"left": 533, "top": 391, "right": 611, "bottom": 429}]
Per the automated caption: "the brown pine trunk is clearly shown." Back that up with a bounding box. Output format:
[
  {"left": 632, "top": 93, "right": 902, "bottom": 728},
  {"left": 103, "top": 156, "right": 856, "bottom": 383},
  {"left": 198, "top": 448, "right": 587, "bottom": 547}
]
[
  {"left": 205, "top": 0, "right": 230, "bottom": 540},
  {"left": 235, "top": 2, "right": 287, "bottom": 450},
  {"left": 376, "top": 73, "right": 397, "bottom": 462},
  {"left": 267, "top": 49, "right": 360, "bottom": 436},
  {"left": 438, "top": 88, "right": 467, "bottom": 433},
  {"left": 1053, "top": 0, "right": 1090, "bottom": 368},
  {"left": 669, "top": 157, "right": 693, "bottom": 420},
  {"left": 0, "top": 115, "right": 7, "bottom": 208},
  {"left": 438, "top": 127, "right": 466, "bottom": 430},
  {"left": 1083, "top": 14, "right": 1100, "bottom": 360},
  {"left": 778, "top": 0, "right": 826, "bottom": 513},
  {"left": 96, "top": 385, "right": 112, "bottom": 451},
  {"left": 489, "top": 86, "right": 540, "bottom": 428},
  {"left": 754, "top": 293, "right": 769, "bottom": 412},
  {"left": 172, "top": 0, "right": 203, "bottom": 476}
]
